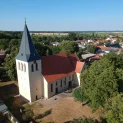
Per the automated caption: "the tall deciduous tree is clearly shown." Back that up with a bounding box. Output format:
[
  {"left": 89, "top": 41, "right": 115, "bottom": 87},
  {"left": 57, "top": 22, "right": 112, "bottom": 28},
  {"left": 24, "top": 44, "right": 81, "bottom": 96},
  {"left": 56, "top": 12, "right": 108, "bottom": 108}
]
[
  {"left": 103, "top": 94, "right": 123, "bottom": 123},
  {"left": 60, "top": 41, "right": 79, "bottom": 54},
  {"left": 81, "top": 53, "right": 123, "bottom": 109},
  {"left": 4, "top": 48, "right": 18, "bottom": 80}
]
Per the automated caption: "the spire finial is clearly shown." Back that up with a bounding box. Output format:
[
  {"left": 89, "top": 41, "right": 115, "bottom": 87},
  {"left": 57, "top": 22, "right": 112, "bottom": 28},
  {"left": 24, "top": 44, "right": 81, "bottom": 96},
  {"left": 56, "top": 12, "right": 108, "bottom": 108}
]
[{"left": 25, "top": 18, "right": 26, "bottom": 24}]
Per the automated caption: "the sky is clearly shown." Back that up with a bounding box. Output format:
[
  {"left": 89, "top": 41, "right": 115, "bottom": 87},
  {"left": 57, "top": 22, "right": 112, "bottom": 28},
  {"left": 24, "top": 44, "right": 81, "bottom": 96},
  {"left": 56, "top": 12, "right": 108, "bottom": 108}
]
[{"left": 0, "top": 0, "right": 123, "bottom": 31}]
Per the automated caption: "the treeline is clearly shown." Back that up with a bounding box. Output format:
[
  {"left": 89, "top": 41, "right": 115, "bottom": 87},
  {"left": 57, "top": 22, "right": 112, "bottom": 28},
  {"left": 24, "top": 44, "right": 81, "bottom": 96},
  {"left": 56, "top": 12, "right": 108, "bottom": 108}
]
[{"left": 0, "top": 31, "right": 108, "bottom": 50}]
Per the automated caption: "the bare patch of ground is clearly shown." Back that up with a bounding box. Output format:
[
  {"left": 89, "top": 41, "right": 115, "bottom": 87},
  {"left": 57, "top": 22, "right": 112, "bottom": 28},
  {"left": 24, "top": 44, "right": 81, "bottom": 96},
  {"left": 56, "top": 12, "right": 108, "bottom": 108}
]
[{"left": 32, "top": 97, "right": 99, "bottom": 123}]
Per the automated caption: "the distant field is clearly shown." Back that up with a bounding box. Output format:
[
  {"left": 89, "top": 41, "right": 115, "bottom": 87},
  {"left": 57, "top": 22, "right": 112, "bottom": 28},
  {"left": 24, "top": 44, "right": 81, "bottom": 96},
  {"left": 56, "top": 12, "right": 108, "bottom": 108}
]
[{"left": 30, "top": 32, "right": 69, "bottom": 36}]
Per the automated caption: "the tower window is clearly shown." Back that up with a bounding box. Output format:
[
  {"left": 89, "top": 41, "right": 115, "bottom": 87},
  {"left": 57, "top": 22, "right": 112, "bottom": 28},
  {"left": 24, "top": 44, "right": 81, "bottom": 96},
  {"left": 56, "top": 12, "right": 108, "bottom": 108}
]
[
  {"left": 24, "top": 64, "right": 26, "bottom": 72},
  {"left": 31, "top": 64, "right": 34, "bottom": 72},
  {"left": 36, "top": 63, "right": 38, "bottom": 71},
  {"left": 18, "top": 62, "right": 20, "bottom": 70},
  {"left": 21, "top": 63, "right": 23, "bottom": 71}
]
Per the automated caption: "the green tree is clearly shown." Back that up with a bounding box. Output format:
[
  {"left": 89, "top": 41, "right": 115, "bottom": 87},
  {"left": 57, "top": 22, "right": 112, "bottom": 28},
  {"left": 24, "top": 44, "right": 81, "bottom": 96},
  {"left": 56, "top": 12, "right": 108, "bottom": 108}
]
[
  {"left": 69, "top": 117, "right": 100, "bottom": 123},
  {"left": 103, "top": 94, "right": 123, "bottom": 123},
  {"left": 105, "top": 40, "right": 111, "bottom": 47},
  {"left": 87, "top": 45, "right": 97, "bottom": 53},
  {"left": 49, "top": 46, "right": 60, "bottom": 54},
  {"left": 34, "top": 42, "right": 51, "bottom": 56},
  {"left": 81, "top": 53, "right": 123, "bottom": 109},
  {"left": 4, "top": 48, "right": 18, "bottom": 80},
  {"left": 60, "top": 41, "right": 79, "bottom": 54},
  {"left": 68, "top": 32, "right": 77, "bottom": 41}
]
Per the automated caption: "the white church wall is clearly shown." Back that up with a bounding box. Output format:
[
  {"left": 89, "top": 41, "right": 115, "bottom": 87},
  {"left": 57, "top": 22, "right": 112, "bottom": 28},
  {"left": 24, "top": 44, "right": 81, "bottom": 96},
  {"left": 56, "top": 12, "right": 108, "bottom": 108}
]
[
  {"left": 45, "top": 74, "right": 75, "bottom": 98},
  {"left": 43, "top": 77, "right": 48, "bottom": 99},
  {"left": 16, "top": 59, "right": 32, "bottom": 102},
  {"left": 16, "top": 59, "right": 43, "bottom": 102}
]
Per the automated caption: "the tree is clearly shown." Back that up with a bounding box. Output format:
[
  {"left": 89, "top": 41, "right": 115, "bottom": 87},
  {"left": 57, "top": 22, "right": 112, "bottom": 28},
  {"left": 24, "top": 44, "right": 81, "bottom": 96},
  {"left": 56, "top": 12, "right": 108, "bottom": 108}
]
[
  {"left": 77, "top": 48, "right": 83, "bottom": 59},
  {"left": 105, "top": 40, "right": 111, "bottom": 47},
  {"left": 87, "top": 45, "right": 97, "bottom": 53},
  {"left": 4, "top": 48, "right": 18, "bottom": 80},
  {"left": 34, "top": 42, "right": 52, "bottom": 56},
  {"left": 81, "top": 53, "right": 123, "bottom": 109},
  {"left": 69, "top": 117, "right": 99, "bottom": 123},
  {"left": 103, "top": 94, "right": 123, "bottom": 123},
  {"left": 68, "top": 32, "right": 77, "bottom": 41},
  {"left": 48, "top": 46, "right": 60, "bottom": 54},
  {"left": 60, "top": 41, "right": 79, "bottom": 54}
]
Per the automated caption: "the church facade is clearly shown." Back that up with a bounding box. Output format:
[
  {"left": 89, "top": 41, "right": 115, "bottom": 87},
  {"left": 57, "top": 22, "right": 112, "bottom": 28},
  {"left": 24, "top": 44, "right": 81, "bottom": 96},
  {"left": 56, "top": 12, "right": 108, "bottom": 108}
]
[{"left": 16, "top": 24, "right": 85, "bottom": 102}]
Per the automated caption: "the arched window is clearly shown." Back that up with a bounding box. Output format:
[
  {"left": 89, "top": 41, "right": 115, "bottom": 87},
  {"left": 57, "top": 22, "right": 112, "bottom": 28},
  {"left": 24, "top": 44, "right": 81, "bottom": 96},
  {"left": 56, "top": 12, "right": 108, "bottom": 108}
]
[
  {"left": 31, "top": 64, "right": 34, "bottom": 72},
  {"left": 24, "top": 64, "right": 26, "bottom": 72},
  {"left": 36, "top": 63, "right": 38, "bottom": 71},
  {"left": 21, "top": 63, "right": 23, "bottom": 71},
  {"left": 18, "top": 62, "right": 20, "bottom": 70}
]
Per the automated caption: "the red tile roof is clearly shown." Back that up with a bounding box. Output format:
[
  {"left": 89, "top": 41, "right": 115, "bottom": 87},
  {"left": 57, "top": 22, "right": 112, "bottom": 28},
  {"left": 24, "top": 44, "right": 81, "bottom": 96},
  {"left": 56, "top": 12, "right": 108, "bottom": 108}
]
[
  {"left": 0, "top": 50, "right": 5, "bottom": 55},
  {"left": 98, "top": 46, "right": 109, "bottom": 51},
  {"left": 75, "top": 61, "right": 85, "bottom": 73},
  {"left": 42, "top": 52, "right": 84, "bottom": 83}
]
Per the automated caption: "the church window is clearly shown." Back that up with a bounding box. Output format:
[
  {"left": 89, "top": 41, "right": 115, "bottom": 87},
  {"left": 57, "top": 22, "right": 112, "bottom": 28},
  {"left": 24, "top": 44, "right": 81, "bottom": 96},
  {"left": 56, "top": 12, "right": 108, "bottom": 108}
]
[
  {"left": 61, "top": 80, "right": 62, "bottom": 87},
  {"left": 24, "top": 64, "right": 26, "bottom": 72},
  {"left": 18, "top": 62, "right": 20, "bottom": 70},
  {"left": 36, "top": 63, "right": 38, "bottom": 71},
  {"left": 51, "top": 84, "right": 53, "bottom": 92},
  {"left": 21, "top": 63, "right": 23, "bottom": 71},
  {"left": 64, "top": 78, "right": 66, "bottom": 85},
  {"left": 31, "top": 64, "right": 34, "bottom": 72},
  {"left": 72, "top": 74, "right": 74, "bottom": 80}
]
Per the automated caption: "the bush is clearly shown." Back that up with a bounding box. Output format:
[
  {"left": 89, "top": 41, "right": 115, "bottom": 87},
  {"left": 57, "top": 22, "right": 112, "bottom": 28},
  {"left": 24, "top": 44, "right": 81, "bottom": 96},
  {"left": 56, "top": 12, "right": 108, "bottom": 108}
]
[
  {"left": 72, "top": 88, "right": 87, "bottom": 102},
  {"left": 69, "top": 117, "right": 99, "bottom": 123}
]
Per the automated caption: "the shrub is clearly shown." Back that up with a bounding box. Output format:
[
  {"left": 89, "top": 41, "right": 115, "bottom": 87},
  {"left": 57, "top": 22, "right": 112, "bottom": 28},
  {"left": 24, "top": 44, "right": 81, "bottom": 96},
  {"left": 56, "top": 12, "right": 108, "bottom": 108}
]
[{"left": 72, "top": 88, "right": 87, "bottom": 102}]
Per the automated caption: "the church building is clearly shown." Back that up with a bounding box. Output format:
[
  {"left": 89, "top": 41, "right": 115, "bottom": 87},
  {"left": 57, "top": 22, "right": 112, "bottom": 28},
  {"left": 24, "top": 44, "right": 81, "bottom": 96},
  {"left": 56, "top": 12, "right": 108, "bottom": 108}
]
[{"left": 16, "top": 23, "right": 85, "bottom": 102}]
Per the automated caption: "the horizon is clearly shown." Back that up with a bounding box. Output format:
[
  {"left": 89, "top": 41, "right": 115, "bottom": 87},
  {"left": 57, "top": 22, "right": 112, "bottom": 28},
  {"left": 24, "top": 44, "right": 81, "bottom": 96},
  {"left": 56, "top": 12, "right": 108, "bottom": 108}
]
[{"left": 1, "top": 0, "right": 123, "bottom": 31}]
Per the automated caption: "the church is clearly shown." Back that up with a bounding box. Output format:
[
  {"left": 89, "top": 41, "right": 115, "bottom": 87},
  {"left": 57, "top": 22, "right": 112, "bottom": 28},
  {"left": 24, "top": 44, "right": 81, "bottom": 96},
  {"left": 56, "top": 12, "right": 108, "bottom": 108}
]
[{"left": 16, "top": 23, "right": 85, "bottom": 102}]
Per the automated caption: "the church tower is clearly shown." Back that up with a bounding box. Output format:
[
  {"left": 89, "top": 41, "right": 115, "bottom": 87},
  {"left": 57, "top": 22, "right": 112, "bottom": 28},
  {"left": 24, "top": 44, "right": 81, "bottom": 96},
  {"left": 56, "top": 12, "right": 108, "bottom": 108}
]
[{"left": 16, "top": 23, "right": 43, "bottom": 102}]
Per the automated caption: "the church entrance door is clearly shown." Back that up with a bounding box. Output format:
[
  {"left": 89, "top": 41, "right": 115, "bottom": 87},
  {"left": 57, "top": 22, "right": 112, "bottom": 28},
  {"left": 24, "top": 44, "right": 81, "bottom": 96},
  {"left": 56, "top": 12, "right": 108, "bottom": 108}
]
[
  {"left": 55, "top": 88, "right": 58, "bottom": 94},
  {"left": 36, "top": 95, "right": 38, "bottom": 100}
]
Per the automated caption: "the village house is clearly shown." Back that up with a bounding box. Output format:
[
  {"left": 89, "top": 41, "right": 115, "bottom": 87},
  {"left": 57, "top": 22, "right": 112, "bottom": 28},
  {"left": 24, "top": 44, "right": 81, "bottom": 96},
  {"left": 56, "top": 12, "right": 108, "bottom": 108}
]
[{"left": 15, "top": 23, "right": 85, "bottom": 102}]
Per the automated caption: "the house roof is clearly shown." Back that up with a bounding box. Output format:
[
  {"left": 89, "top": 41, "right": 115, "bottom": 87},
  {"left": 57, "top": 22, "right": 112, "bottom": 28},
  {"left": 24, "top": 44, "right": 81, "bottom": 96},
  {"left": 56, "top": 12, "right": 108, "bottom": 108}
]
[
  {"left": 75, "top": 61, "right": 85, "bottom": 73},
  {"left": 0, "top": 51, "right": 5, "bottom": 55},
  {"left": 16, "top": 24, "right": 40, "bottom": 62},
  {"left": 98, "top": 46, "right": 109, "bottom": 51},
  {"left": 42, "top": 52, "right": 84, "bottom": 83}
]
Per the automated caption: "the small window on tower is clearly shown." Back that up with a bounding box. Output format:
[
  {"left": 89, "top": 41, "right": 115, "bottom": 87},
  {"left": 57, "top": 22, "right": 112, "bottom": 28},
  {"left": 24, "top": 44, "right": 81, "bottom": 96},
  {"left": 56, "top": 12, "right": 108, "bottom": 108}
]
[
  {"left": 21, "top": 63, "right": 23, "bottom": 71},
  {"left": 36, "top": 63, "right": 38, "bottom": 71},
  {"left": 24, "top": 64, "right": 26, "bottom": 72},
  {"left": 31, "top": 64, "right": 34, "bottom": 72},
  {"left": 18, "top": 62, "right": 20, "bottom": 70}
]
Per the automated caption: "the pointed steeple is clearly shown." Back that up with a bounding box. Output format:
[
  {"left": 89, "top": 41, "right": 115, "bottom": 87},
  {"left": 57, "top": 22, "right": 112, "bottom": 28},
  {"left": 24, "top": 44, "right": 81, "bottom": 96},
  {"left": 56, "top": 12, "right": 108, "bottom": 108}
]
[{"left": 16, "top": 23, "right": 40, "bottom": 62}]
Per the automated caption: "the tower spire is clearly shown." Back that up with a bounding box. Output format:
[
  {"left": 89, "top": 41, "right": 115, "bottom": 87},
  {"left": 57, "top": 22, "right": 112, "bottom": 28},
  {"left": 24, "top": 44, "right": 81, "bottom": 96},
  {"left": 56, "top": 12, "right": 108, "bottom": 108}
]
[
  {"left": 25, "top": 18, "right": 26, "bottom": 24},
  {"left": 16, "top": 23, "right": 41, "bottom": 62}
]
